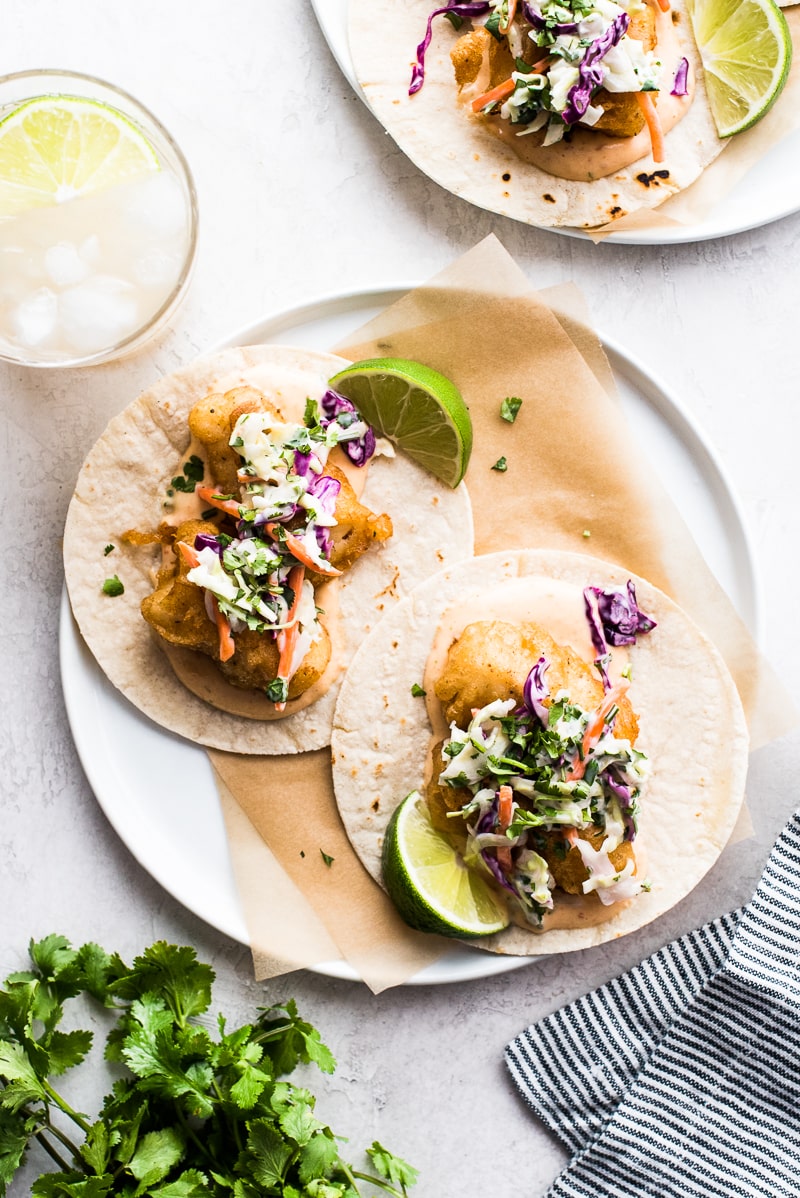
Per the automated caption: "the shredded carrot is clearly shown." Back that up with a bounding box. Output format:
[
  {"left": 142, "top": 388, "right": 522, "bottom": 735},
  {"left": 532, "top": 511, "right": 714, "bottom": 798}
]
[
  {"left": 264, "top": 522, "right": 342, "bottom": 577},
  {"left": 497, "top": 784, "right": 514, "bottom": 831},
  {"left": 471, "top": 57, "right": 551, "bottom": 114},
  {"left": 499, "top": 0, "right": 518, "bottom": 34},
  {"left": 495, "top": 784, "right": 514, "bottom": 872},
  {"left": 209, "top": 594, "right": 235, "bottom": 662},
  {"left": 176, "top": 541, "right": 201, "bottom": 569},
  {"left": 196, "top": 485, "right": 242, "bottom": 519},
  {"left": 655, "top": 0, "right": 670, "bottom": 11},
  {"left": 567, "top": 680, "right": 630, "bottom": 781},
  {"left": 274, "top": 564, "right": 306, "bottom": 711},
  {"left": 636, "top": 91, "right": 665, "bottom": 163},
  {"left": 471, "top": 77, "right": 516, "bottom": 113}
]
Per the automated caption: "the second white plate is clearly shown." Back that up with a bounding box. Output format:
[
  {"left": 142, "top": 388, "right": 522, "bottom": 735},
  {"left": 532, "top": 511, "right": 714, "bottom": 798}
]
[
  {"left": 60, "top": 285, "right": 759, "bottom": 984},
  {"left": 311, "top": 0, "right": 800, "bottom": 245}
]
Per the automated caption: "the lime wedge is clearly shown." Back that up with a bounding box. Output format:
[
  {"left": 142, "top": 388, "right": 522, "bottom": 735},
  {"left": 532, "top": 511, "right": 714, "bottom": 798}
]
[
  {"left": 0, "top": 95, "right": 160, "bottom": 218},
  {"left": 329, "top": 357, "right": 472, "bottom": 488},
  {"left": 689, "top": 0, "right": 792, "bottom": 137},
  {"left": 382, "top": 791, "right": 510, "bottom": 938}
]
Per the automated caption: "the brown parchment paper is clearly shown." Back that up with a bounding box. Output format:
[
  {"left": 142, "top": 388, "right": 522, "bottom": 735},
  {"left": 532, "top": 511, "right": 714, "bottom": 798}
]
[
  {"left": 589, "top": 8, "right": 800, "bottom": 240},
  {"left": 213, "top": 236, "right": 794, "bottom": 990}
]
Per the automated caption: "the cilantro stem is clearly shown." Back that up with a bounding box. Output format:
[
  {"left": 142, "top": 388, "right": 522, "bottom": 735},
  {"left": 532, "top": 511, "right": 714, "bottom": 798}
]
[
  {"left": 33, "top": 1130, "right": 73, "bottom": 1174},
  {"left": 341, "top": 1162, "right": 408, "bottom": 1198},
  {"left": 41, "top": 1079, "right": 91, "bottom": 1134},
  {"left": 173, "top": 1102, "right": 212, "bottom": 1161}
]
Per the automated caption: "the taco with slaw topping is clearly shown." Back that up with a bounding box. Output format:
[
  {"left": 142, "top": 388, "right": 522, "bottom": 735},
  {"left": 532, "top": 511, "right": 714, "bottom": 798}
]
[
  {"left": 348, "top": 0, "right": 724, "bottom": 228},
  {"left": 63, "top": 345, "right": 474, "bottom": 755},
  {"left": 331, "top": 550, "right": 749, "bottom": 955}
]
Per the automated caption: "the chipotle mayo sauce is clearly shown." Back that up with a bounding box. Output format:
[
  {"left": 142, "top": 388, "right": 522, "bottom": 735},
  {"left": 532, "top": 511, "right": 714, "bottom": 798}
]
[{"left": 421, "top": 575, "right": 642, "bottom": 932}]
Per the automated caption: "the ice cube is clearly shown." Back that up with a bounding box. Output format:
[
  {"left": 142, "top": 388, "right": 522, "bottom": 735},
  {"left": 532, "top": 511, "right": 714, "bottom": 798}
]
[
  {"left": 11, "top": 288, "right": 58, "bottom": 348},
  {"left": 59, "top": 275, "right": 140, "bottom": 356},
  {"left": 132, "top": 247, "right": 182, "bottom": 289},
  {"left": 45, "top": 241, "right": 90, "bottom": 288},
  {"left": 79, "top": 235, "right": 102, "bottom": 269},
  {"left": 123, "top": 172, "right": 187, "bottom": 242}
]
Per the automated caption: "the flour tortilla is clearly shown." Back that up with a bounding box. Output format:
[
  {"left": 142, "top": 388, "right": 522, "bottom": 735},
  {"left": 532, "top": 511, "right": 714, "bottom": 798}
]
[
  {"left": 348, "top": 0, "right": 724, "bottom": 229},
  {"left": 63, "top": 345, "right": 474, "bottom": 755},
  {"left": 331, "top": 549, "right": 749, "bottom": 955}
]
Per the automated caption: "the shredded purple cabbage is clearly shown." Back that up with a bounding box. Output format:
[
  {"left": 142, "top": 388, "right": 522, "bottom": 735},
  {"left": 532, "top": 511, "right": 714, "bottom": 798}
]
[
  {"left": 307, "top": 474, "right": 342, "bottom": 559},
  {"left": 319, "top": 388, "right": 376, "bottom": 467},
  {"left": 523, "top": 656, "right": 550, "bottom": 726},
  {"left": 562, "top": 11, "right": 629, "bottom": 125},
  {"left": 522, "top": 2, "right": 578, "bottom": 35},
  {"left": 193, "top": 533, "right": 222, "bottom": 557},
  {"left": 483, "top": 849, "right": 517, "bottom": 892},
  {"left": 671, "top": 57, "right": 689, "bottom": 96},
  {"left": 583, "top": 589, "right": 613, "bottom": 689},
  {"left": 605, "top": 768, "right": 638, "bottom": 841},
  {"left": 293, "top": 449, "right": 312, "bottom": 477},
  {"left": 409, "top": 2, "right": 492, "bottom": 94},
  {"left": 589, "top": 580, "right": 657, "bottom": 647}
]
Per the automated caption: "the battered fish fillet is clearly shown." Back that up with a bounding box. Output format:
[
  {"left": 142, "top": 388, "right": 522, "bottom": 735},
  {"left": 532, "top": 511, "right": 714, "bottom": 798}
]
[
  {"left": 429, "top": 619, "right": 639, "bottom": 896},
  {"left": 534, "top": 826, "right": 635, "bottom": 895},
  {"left": 451, "top": 3, "right": 656, "bottom": 139},
  {"left": 433, "top": 619, "right": 639, "bottom": 743},
  {"left": 188, "top": 386, "right": 393, "bottom": 575},
  {"left": 188, "top": 387, "right": 268, "bottom": 494},
  {"left": 140, "top": 518, "right": 331, "bottom": 698},
  {"left": 427, "top": 739, "right": 470, "bottom": 837}
]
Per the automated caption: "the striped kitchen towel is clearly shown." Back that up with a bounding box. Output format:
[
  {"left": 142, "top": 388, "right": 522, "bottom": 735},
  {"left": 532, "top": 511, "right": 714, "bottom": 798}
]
[{"left": 505, "top": 809, "right": 800, "bottom": 1198}]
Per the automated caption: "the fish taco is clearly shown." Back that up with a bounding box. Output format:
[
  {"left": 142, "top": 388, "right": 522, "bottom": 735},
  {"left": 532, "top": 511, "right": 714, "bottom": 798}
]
[
  {"left": 63, "top": 345, "right": 473, "bottom": 755},
  {"left": 331, "top": 549, "right": 749, "bottom": 954},
  {"left": 349, "top": 0, "right": 724, "bottom": 228}
]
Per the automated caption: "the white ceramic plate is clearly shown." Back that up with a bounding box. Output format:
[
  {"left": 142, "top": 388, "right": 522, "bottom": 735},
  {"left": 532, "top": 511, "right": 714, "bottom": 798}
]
[
  {"left": 312, "top": 0, "right": 800, "bottom": 245},
  {"left": 60, "top": 285, "right": 760, "bottom": 984}
]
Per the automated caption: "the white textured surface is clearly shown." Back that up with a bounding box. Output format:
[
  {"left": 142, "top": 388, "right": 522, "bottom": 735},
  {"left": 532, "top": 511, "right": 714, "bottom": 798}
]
[{"left": 1, "top": 3, "right": 799, "bottom": 1195}]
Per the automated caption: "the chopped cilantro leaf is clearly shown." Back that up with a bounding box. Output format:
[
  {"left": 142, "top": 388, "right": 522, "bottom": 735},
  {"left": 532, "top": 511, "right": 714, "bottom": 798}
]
[
  {"left": 500, "top": 396, "right": 523, "bottom": 423},
  {"left": 171, "top": 454, "right": 205, "bottom": 492},
  {"left": 103, "top": 544, "right": 114, "bottom": 556},
  {"left": 410, "top": 683, "right": 426, "bottom": 697},
  {"left": 485, "top": 11, "right": 503, "bottom": 39},
  {"left": 304, "top": 397, "right": 321, "bottom": 429},
  {"left": 265, "top": 678, "right": 289, "bottom": 704},
  {"left": 492, "top": 456, "right": 508, "bottom": 472},
  {"left": 102, "top": 575, "right": 124, "bottom": 597},
  {"left": 444, "top": 9, "right": 463, "bottom": 28},
  {"left": 444, "top": 741, "right": 465, "bottom": 757},
  {"left": 320, "top": 850, "right": 334, "bottom": 867}
]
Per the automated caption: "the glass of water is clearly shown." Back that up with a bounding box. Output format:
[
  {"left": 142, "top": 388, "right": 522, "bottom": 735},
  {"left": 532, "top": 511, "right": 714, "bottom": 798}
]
[{"left": 0, "top": 69, "right": 198, "bottom": 367}]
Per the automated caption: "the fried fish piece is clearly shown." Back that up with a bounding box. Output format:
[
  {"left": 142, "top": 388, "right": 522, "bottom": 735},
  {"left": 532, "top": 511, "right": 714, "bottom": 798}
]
[
  {"left": 188, "top": 387, "right": 268, "bottom": 494},
  {"left": 312, "top": 463, "right": 393, "bottom": 580},
  {"left": 426, "top": 739, "right": 470, "bottom": 837},
  {"left": 189, "top": 386, "right": 393, "bottom": 577},
  {"left": 433, "top": 619, "right": 639, "bottom": 744},
  {"left": 451, "top": 27, "right": 515, "bottom": 90},
  {"left": 452, "top": 3, "right": 656, "bottom": 139},
  {"left": 141, "top": 518, "right": 331, "bottom": 698},
  {"left": 537, "top": 827, "right": 635, "bottom": 895}
]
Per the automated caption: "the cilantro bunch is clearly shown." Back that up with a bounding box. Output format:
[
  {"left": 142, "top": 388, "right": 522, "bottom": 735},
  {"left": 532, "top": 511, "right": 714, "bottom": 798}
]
[{"left": 0, "top": 937, "right": 417, "bottom": 1198}]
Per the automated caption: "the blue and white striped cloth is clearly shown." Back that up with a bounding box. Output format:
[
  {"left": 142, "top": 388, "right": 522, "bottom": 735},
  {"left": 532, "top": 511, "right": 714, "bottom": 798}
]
[{"left": 505, "top": 810, "right": 800, "bottom": 1197}]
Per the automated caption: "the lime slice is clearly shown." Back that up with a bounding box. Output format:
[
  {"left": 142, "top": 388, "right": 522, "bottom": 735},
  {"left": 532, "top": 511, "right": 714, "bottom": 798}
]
[
  {"left": 689, "top": 0, "right": 792, "bottom": 137},
  {"left": 382, "top": 791, "right": 510, "bottom": 938},
  {"left": 329, "top": 357, "right": 472, "bottom": 488},
  {"left": 0, "top": 95, "right": 160, "bottom": 218}
]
